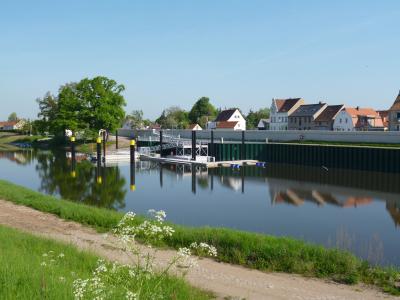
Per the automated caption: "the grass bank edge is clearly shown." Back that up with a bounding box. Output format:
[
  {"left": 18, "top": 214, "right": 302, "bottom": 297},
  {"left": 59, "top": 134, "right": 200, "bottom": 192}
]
[
  {"left": 0, "top": 179, "right": 398, "bottom": 295},
  {"left": 0, "top": 224, "right": 212, "bottom": 300}
]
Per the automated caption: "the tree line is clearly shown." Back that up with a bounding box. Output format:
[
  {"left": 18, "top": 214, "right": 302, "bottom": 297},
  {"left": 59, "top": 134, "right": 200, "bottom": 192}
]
[{"left": 28, "top": 76, "right": 269, "bottom": 138}]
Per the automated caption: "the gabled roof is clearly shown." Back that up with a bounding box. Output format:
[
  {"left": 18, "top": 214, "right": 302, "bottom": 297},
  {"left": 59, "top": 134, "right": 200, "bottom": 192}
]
[
  {"left": 215, "top": 109, "right": 238, "bottom": 122},
  {"left": 274, "top": 98, "right": 303, "bottom": 113},
  {"left": 0, "top": 121, "right": 19, "bottom": 127},
  {"left": 389, "top": 90, "right": 400, "bottom": 111},
  {"left": 314, "top": 105, "right": 344, "bottom": 122},
  {"left": 344, "top": 107, "right": 384, "bottom": 128},
  {"left": 257, "top": 118, "right": 270, "bottom": 128},
  {"left": 216, "top": 121, "right": 238, "bottom": 129},
  {"left": 290, "top": 103, "right": 326, "bottom": 117},
  {"left": 188, "top": 124, "right": 202, "bottom": 130}
]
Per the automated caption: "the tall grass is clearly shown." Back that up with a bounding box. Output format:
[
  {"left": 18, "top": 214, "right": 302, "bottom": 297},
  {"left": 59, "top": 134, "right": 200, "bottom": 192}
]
[
  {"left": 0, "top": 225, "right": 212, "bottom": 300},
  {"left": 0, "top": 179, "right": 398, "bottom": 295}
]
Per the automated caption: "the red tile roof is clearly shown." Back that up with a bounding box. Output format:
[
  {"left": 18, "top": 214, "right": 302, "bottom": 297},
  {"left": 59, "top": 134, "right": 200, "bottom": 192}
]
[
  {"left": 216, "top": 121, "right": 238, "bottom": 129},
  {"left": 344, "top": 107, "right": 384, "bottom": 128},
  {"left": 0, "top": 121, "right": 18, "bottom": 127},
  {"left": 274, "top": 98, "right": 303, "bottom": 113}
]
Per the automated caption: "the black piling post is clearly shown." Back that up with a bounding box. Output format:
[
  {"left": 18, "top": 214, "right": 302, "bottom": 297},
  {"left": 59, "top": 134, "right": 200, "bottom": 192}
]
[
  {"left": 96, "top": 137, "right": 102, "bottom": 169},
  {"left": 160, "top": 130, "right": 163, "bottom": 158},
  {"left": 210, "top": 130, "right": 214, "bottom": 158},
  {"left": 241, "top": 166, "right": 245, "bottom": 194},
  {"left": 116, "top": 130, "right": 119, "bottom": 150},
  {"left": 191, "top": 166, "right": 196, "bottom": 194},
  {"left": 102, "top": 131, "right": 106, "bottom": 163},
  {"left": 241, "top": 130, "right": 245, "bottom": 160},
  {"left": 191, "top": 130, "right": 196, "bottom": 161}
]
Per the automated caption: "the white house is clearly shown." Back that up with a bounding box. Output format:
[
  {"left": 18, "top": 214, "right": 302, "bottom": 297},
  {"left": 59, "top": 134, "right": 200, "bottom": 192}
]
[
  {"left": 208, "top": 109, "right": 246, "bottom": 130},
  {"left": 0, "top": 120, "right": 26, "bottom": 131},
  {"left": 333, "top": 107, "right": 385, "bottom": 131},
  {"left": 269, "top": 98, "right": 304, "bottom": 130},
  {"left": 188, "top": 124, "right": 202, "bottom": 130},
  {"left": 257, "top": 118, "right": 270, "bottom": 130}
]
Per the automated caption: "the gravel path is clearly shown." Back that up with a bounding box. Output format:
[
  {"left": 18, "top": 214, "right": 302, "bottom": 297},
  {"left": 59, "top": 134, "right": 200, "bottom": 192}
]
[{"left": 0, "top": 199, "right": 396, "bottom": 300}]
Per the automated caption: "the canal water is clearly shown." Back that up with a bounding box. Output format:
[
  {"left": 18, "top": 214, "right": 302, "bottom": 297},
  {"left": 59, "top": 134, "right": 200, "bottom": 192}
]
[{"left": 0, "top": 149, "right": 399, "bottom": 266}]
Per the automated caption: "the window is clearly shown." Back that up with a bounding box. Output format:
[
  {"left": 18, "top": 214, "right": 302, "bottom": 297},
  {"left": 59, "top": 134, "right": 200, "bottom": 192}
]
[
  {"left": 397, "top": 113, "right": 400, "bottom": 122},
  {"left": 340, "top": 118, "right": 342, "bottom": 123},
  {"left": 345, "top": 118, "right": 348, "bottom": 123}
]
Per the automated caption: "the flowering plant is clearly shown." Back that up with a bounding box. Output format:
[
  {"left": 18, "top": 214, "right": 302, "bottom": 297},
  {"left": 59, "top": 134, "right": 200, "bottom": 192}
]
[{"left": 73, "top": 209, "right": 217, "bottom": 300}]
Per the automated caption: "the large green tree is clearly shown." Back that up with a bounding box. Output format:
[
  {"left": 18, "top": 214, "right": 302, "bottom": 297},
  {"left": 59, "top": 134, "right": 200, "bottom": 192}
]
[
  {"left": 246, "top": 108, "right": 270, "bottom": 129},
  {"left": 36, "top": 76, "right": 126, "bottom": 137},
  {"left": 188, "top": 97, "right": 217, "bottom": 127}
]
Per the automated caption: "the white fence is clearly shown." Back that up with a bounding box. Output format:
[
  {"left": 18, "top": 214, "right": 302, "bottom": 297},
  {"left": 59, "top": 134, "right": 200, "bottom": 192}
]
[{"left": 117, "top": 129, "right": 400, "bottom": 144}]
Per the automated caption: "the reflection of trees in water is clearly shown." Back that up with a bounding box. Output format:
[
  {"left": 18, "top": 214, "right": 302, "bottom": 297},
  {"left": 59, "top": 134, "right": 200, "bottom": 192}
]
[{"left": 35, "top": 151, "right": 126, "bottom": 210}]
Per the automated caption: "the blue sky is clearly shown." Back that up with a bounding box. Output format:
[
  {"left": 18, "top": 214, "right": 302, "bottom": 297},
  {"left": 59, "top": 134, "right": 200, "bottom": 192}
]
[{"left": 0, "top": 0, "right": 399, "bottom": 120}]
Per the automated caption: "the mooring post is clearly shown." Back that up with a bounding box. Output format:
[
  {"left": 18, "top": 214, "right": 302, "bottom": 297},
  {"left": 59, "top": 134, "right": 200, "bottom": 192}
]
[
  {"left": 159, "top": 165, "right": 163, "bottom": 188},
  {"left": 241, "top": 167, "right": 245, "bottom": 194},
  {"left": 115, "top": 130, "right": 119, "bottom": 149},
  {"left": 210, "top": 130, "right": 214, "bottom": 158},
  {"left": 102, "top": 131, "right": 106, "bottom": 163},
  {"left": 70, "top": 135, "right": 76, "bottom": 178},
  {"left": 241, "top": 130, "right": 245, "bottom": 160},
  {"left": 210, "top": 172, "right": 214, "bottom": 191},
  {"left": 96, "top": 137, "right": 102, "bottom": 168},
  {"left": 160, "top": 130, "right": 163, "bottom": 158},
  {"left": 192, "top": 130, "right": 196, "bottom": 161}
]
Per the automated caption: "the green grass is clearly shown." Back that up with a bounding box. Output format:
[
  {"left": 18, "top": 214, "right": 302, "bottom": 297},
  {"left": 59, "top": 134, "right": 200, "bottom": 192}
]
[
  {"left": 0, "top": 225, "right": 212, "bottom": 300},
  {"left": 284, "top": 140, "right": 400, "bottom": 148},
  {"left": 0, "top": 179, "right": 399, "bottom": 295}
]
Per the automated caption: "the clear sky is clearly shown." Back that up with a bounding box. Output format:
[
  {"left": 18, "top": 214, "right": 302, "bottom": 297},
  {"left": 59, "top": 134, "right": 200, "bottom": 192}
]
[{"left": 0, "top": 0, "right": 399, "bottom": 121}]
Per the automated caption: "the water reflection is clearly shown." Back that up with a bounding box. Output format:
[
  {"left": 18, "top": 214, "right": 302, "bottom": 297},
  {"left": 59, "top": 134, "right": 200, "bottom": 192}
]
[{"left": 1, "top": 150, "right": 400, "bottom": 265}]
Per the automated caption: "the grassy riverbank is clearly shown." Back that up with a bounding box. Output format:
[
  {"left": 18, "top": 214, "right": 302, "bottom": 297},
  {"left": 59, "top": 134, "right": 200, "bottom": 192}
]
[
  {"left": 0, "top": 225, "right": 212, "bottom": 299},
  {"left": 0, "top": 132, "right": 43, "bottom": 150},
  {"left": 0, "top": 179, "right": 399, "bottom": 295}
]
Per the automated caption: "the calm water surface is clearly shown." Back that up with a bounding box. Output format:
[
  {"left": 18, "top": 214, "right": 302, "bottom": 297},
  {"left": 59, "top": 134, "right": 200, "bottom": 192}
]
[{"left": 0, "top": 149, "right": 399, "bottom": 266}]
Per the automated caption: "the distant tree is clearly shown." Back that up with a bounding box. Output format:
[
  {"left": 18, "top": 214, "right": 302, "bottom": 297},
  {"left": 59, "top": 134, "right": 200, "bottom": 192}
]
[
  {"left": 36, "top": 76, "right": 126, "bottom": 138},
  {"left": 8, "top": 112, "right": 18, "bottom": 122},
  {"left": 246, "top": 108, "right": 270, "bottom": 129},
  {"left": 125, "top": 110, "right": 144, "bottom": 129},
  {"left": 188, "top": 97, "right": 217, "bottom": 127},
  {"left": 156, "top": 106, "right": 189, "bottom": 129}
]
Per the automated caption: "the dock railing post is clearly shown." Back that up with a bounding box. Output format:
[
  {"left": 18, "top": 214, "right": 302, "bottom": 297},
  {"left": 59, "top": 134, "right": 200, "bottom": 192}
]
[
  {"left": 160, "top": 130, "right": 163, "bottom": 158},
  {"left": 241, "top": 130, "right": 245, "bottom": 160},
  {"left": 116, "top": 130, "right": 119, "bottom": 150},
  {"left": 192, "top": 130, "right": 197, "bottom": 161}
]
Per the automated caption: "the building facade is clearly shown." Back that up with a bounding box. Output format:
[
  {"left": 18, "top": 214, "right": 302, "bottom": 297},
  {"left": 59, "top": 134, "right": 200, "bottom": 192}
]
[
  {"left": 269, "top": 98, "right": 304, "bottom": 131},
  {"left": 333, "top": 107, "right": 384, "bottom": 131},
  {"left": 312, "top": 105, "right": 344, "bottom": 130},
  {"left": 388, "top": 91, "right": 400, "bottom": 131},
  {"left": 208, "top": 109, "right": 246, "bottom": 130},
  {"left": 288, "top": 103, "right": 327, "bottom": 130}
]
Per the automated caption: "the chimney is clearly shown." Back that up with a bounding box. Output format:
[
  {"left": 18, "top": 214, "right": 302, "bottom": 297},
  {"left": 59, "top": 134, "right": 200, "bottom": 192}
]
[
  {"left": 356, "top": 106, "right": 360, "bottom": 111},
  {"left": 318, "top": 101, "right": 322, "bottom": 104}
]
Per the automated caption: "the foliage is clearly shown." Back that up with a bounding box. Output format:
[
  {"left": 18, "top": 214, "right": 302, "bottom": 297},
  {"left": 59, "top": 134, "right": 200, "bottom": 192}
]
[
  {"left": 36, "top": 76, "right": 126, "bottom": 138},
  {"left": 74, "top": 210, "right": 216, "bottom": 299},
  {"left": 188, "top": 97, "right": 217, "bottom": 128},
  {"left": 0, "top": 179, "right": 399, "bottom": 295},
  {"left": 8, "top": 112, "right": 18, "bottom": 121},
  {"left": 246, "top": 108, "right": 270, "bottom": 129},
  {"left": 0, "top": 225, "right": 211, "bottom": 300},
  {"left": 156, "top": 106, "right": 189, "bottom": 129},
  {"left": 124, "top": 110, "right": 144, "bottom": 129}
]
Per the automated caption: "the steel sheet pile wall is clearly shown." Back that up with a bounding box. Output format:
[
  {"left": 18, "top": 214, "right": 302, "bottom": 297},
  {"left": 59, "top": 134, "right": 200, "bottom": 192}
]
[{"left": 211, "top": 143, "right": 400, "bottom": 173}]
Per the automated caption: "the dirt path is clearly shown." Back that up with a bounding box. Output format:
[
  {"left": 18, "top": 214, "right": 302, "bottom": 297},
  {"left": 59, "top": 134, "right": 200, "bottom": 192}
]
[{"left": 0, "top": 199, "right": 396, "bottom": 300}]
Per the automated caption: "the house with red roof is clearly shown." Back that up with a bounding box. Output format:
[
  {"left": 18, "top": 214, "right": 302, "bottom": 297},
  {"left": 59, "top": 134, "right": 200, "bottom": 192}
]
[
  {"left": 312, "top": 104, "right": 344, "bottom": 130},
  {"left": 207, "top": 109, "right": 246, "bottom": 130},
  {"left": 333, "top": 107, "right": 385, "bottom": 131},
  {"left": 269, "top": 98, "right": 304, "bottom": 130},
  {"left": 0, "top": 120, "right": 25, "bottom": 131}
]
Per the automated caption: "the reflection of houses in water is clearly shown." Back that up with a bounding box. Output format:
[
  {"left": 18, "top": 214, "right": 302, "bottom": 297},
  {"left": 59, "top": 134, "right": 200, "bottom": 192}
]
[
  {"left": 386, "top": 200, "right": 400, "bottom": 227},
  {"left": 220, "top": 176, "right": 242, "bottom": 191},
  {"left": 0, "top": 151, "right": 31, "bottom": 165},
  {"left": 268, "top": 178, "right": 373, "bottom": 208}
]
